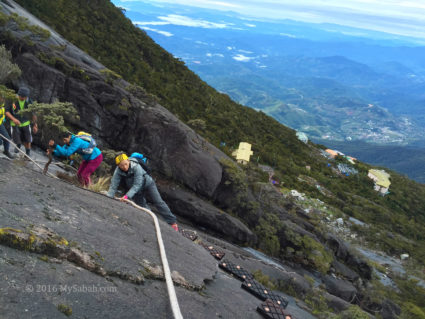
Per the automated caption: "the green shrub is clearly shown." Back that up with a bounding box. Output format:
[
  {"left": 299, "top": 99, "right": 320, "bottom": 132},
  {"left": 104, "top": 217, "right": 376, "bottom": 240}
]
[
  {"left": 0, "top": 45, "right": 21, "bottom": 84},
  {"left": 57, "top": 304, "right": 72, "bottom": 317},
  {"left": 400, "top": 302, "right": 425, "bottom": 319},
  {"left": 100, "top": 68, "right": 122, "bottom": 84},
  {"left": 19, "top": 101, "right": 79, "bottom": 144},
  {"left": 252, "top": 269, "right": 277, "bottom": 290},
  {"left": 0, "top": 85, "right": 16, "bottom": 100},
  {"left": 333, "top": 305, "right": 370, "bottom": 319},
  {"left": 8, "top": 13, "right": 50, "bottom": 41},
  {"left": 282, "top": 227, "right": 333, "bottom": 274},
  {"left": 305, "top": 289, "right": 332, "bottom": 315}
]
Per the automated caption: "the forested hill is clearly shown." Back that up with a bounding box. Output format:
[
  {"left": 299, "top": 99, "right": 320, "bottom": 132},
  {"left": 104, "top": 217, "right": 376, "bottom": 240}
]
[{"left": 13, "top": 0, "right": 425, "bottom": 265}]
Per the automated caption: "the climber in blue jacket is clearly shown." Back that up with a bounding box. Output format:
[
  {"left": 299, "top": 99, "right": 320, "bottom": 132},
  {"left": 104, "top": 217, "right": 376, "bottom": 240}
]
[{"left": 47, "top": 132, "right": 103, "bottom": 186}]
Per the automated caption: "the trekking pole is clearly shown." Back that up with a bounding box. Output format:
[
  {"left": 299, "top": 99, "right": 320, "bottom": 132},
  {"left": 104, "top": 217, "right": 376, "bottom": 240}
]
[
  {"left": 0, "top": 132, "right": 58, "bottom": 179},
  {"left": 123, "top": 199, "right": 184, "bottom": 319},
  {"left": 44, "top": 146, "right": 54, "bottom": 175}
]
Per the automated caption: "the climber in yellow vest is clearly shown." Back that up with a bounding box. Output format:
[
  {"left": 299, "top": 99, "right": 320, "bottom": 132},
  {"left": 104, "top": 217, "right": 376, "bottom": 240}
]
[
  {"left": 5, "top": 87, "right": 38, "bottom": 157},
  {"left": 0, "top": 93, "right": 14, "bottom": 159}
]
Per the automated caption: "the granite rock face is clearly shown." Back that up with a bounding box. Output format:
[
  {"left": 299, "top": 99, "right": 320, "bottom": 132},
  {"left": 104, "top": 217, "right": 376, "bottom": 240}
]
[
  {"left": 158, "top": 182, "right": 257, "bottom": 245},
  {"left": 0, "top": 158, "right": 316, "bottom": 319},
  {"left": 1, "top": 0, "right": 226, "bottom": 200}
]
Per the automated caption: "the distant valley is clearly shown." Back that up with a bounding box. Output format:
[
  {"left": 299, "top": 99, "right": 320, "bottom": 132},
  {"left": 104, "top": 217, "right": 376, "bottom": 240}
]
[{"left": 113, "top": 0, "right": 425, "bottom": 180}]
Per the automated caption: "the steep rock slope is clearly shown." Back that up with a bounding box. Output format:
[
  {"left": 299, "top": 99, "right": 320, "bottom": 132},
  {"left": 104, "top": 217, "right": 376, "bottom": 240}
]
[
  {"left": 0, "top": 0, "right": 255, "bottom": 245},
  {"left": 0, "top": 158, "right": 316, "bottom": 318}
]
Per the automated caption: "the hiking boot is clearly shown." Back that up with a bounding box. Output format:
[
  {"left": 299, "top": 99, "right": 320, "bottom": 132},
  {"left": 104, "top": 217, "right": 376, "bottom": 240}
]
[
  {"left": 171, "top": 223, "right": 179, "bottom": 232},
  {"left": 3, "top": 150, "right": 15, "bottom": 159}
]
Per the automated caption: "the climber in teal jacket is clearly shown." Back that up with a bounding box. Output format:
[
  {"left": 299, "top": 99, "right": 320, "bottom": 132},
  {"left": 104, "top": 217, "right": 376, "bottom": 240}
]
[
  {"left": 107, "top": 153, "right": 178, "bottom": 231},
  {"left": 48, "top": 132, "right": 103, "bottom": 186}
]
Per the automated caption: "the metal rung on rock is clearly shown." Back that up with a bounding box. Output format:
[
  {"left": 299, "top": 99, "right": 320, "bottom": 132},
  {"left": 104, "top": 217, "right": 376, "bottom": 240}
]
[
  {"left": 199, "top": 242, "right": 225, "bottom": 260},
  {"left": 257, "top": 299, "right": 293, "bottom": 319},
  {"left": 266, "top": 293, "right": 289, "bottom": 309},
  {"left": 179, "top": 229, "right": 198, "bottom": 241},
  {"left": 241, "top": 279, "right": 289, "bottom": 308},
  {"left": 219, "top": 260, "right": 254, "bottom": 281},
  {"left": 241, "top": 278, "right": 272, "bottom": 301}
]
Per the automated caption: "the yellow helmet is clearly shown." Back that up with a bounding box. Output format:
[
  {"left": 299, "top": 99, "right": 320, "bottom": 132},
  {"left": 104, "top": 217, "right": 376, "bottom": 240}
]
[{"left": 115, "top": 153, "right": 128, "bottom": 165}]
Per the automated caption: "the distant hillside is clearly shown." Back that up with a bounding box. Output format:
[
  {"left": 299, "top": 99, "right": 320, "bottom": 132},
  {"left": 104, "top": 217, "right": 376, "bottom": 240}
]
[
  {"left": 315, "top": 139, "right": 425, "bottom": 183},
  {"left": 111, "top": 0, "right": 425, "bottom": 143}
]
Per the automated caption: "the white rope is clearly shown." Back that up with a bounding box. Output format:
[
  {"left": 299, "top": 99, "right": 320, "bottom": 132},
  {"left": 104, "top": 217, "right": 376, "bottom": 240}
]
[
  {"left": 1, "top": 131, "right": 183, "bottom": 318},
  {"left": 0, "top": 132, "right": 58, "bottom": 179},
  {"left": 123, "top": 199, "right": 184, "bottom": 319}
]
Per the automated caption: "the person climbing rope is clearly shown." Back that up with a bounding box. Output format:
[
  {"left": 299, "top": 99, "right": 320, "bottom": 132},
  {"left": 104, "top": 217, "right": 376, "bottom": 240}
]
[
  {"left": 0, "top": 93, "right": 14, "bottom": 159},
  {"left": 5, "top": 86, "right": 37, "bottom": 157},
  {"left": 107, "top": 153, "right": 179, "bottom": 231},
  {"left": 47, "top": 131, "right": 103, "bottom": 186}
]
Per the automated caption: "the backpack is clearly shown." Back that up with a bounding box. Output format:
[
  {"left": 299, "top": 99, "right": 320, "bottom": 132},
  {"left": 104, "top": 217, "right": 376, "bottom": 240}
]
[
  {"left": 76, "top": 131, "right": 97, "bottom": 155},
  {"left": 130, "top": 152, "right": 151, "bottom": 175}
]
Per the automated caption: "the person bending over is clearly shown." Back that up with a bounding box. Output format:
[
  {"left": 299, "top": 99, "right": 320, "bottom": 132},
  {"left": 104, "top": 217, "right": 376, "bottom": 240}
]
[
  {"left": 48, "top": 132, "right": 103, "bottom": 186},
  {"left": 107, "top": 153, "right": 178, "bottom": 231}
]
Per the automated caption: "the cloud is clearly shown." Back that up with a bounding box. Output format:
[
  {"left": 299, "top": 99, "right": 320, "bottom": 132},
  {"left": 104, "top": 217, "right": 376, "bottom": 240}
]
[
  {"left": 133, "top": 0, "right": 425, "bottom": 39},
  {"left": 206, "top": 53, "right": 224, "bottom": 57},
  {"left": 280, "top": 33, "right": 297, "bottom": 38},
  {"left": 137, "top": 26, "right": 174, "bottom": 37},
  {"left": 238, "top": 49, "right": 253, "bottom": 54},
  {"left": 135, "top": 14, "right": 229, "bottom": 28},
  {"left": 206, "top": 1, "right": 240, "bottom": 8},
  {"left": 233, "top": 54, "right": 254, "bottom": 62},
  {"left": 244, "top": 23, "right": 256, "bottom": 27}
]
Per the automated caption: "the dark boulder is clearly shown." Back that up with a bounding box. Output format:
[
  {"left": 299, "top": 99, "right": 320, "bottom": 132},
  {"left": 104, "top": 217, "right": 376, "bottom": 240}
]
[
  {"left": 278, "top": 220, "right": 321, "bottom": 247},
  {"left": 323, "top": 292, "right": 351, "bottom": 313},
  {"left": 326, "top": 233, "right": 372, "bottom": 280},
  {"left": 275, "top": 271, "right": 313, "bottom": 299},
  {"left": 380, "top": 299, "right": 401, "bottom": 319},
  {"left": 323, "top": 275, "right": 358, "bottom": 302},
  {"left": 331, "top": 260, "right": 360, "bottom": 282},
  {"left": 326, "top": 233, "right": 349, "bottom": 260},
  {"left": 158, "top": 182, "right": 256, "bottom": 245},
  {"left": 345, "top": 254, "right": 372, "bottom": 281}
]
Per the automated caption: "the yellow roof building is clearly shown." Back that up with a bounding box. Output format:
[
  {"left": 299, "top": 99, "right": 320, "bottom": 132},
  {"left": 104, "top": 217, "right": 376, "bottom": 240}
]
[
  {"left": 232, "top": 142, "right": 253, "bottom": 164},
  {"left": 368, "top": 169, "right": 391, "bottom": 188}
]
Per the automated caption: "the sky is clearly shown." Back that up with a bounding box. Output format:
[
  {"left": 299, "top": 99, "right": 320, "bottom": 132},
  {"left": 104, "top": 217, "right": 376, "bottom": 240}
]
[{"left": 118, "top": 0, "right": 425, "bottom": 39}]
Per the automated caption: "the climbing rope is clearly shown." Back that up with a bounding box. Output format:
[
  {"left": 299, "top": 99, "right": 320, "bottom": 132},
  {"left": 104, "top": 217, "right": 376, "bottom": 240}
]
[
  {"left": 0, "top": 131, "right": 183, "bottom": 318},
  {"left": 123, "top": 199, "right": 184, "bottom": 319},
  {"left": 0, "top": 132, "right": 58, "bottom": 179}
]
